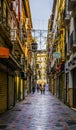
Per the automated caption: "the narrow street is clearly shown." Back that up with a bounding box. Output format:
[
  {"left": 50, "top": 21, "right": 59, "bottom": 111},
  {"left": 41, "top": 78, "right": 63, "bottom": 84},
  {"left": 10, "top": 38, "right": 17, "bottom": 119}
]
[{"left": 0, "top": 91, "right": 76, "bottom": 130}]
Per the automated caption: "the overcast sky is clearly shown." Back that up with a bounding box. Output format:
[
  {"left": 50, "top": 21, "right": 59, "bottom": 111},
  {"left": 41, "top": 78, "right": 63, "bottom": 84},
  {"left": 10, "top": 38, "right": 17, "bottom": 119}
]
[
  {"left": 29, "top": 0, "right": 53, "bottom": 50},
  {"left": 29, "top": 0, "right": 53, "bottom": 30}
]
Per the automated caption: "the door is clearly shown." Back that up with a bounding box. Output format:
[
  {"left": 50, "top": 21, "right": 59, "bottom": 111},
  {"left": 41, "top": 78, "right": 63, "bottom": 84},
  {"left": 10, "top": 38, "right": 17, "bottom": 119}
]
[
  {"left": 0, "top": 71, "right": 7, "bottom": 113},
  {"left": 66, "top": 73, "right": 69, "bottom": 103},
  {"left": 73, "top": 68, "right": 76, "bottom": 108},
  {"left": 8, "top": 75, "right": 14, "bottom": 109}
]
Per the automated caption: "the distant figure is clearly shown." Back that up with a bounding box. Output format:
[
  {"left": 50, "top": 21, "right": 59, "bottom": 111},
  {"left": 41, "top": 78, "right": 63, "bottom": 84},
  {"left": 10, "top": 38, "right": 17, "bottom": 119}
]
[
  {"left": 43, "top": 84, "right": 45, "bottom": 94},
  {"left": 32, "top": 86, "right": 35, "bottom": 94},
  {"left": 40, "top": 84, "right": 42, "bottom": 94},
  {"left": 37, "top": 84, "right": 40, "bottom": 93},
  {"left": 45, "top": 83, "right": 49, "bottom": 91}
]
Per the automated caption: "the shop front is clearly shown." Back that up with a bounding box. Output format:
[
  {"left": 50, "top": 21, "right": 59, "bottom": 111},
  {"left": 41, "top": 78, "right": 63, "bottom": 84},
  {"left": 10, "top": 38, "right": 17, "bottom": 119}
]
[
  {"left": 0, "top": 70, "right": 7, "bottom": 113},
  {"left": 56, "top": 63, "right": 65, "bottom": 102}
]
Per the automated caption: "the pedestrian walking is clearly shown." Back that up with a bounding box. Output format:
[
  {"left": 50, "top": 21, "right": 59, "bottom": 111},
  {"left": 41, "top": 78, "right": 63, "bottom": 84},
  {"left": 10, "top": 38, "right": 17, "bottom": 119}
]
[
  {"left": 37, "top": 84, "right": 40, "bottom": 93},
  {"left": 40, "top": 84, "right": 42, "bottom": 94},
  {"left": 45, "top": 83, "right": 49, "bottom": 91},
  {"left": 43, "top": 84, "right": 45, "bottom": 94},
  {"left": 32, "top": 86, "right": 35, "bottom": 94}
]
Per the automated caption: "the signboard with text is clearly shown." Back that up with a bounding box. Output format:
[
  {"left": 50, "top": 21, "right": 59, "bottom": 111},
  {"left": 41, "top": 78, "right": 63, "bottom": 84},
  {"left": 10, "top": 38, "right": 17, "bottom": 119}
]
[{"left": 53, "top": 52, "right": 61, "bottom": 59}]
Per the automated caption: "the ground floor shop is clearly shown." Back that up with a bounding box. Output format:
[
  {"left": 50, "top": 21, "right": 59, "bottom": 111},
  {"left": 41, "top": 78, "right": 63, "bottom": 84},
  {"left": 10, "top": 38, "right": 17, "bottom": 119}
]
[
  {"left": 72, "top": 68, "right": 76, "bottom": 108},
  {"left": 0, "top": 58, "right": 27, "bottom": 113},
  {"left": 65, "top": 58, "right": 76, "bottom": 108},
  {"left": 0, "top": 71, "right": 8, "bottom": 113}
]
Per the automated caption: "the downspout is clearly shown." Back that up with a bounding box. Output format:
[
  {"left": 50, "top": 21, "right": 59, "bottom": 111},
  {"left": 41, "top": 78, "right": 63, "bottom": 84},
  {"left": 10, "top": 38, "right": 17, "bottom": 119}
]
[
  {"left": 18, "top": 0, "right": 20, "bottom": 22},
  {"left": 20, "top": 0, "right": 23, "bottom": 42}
]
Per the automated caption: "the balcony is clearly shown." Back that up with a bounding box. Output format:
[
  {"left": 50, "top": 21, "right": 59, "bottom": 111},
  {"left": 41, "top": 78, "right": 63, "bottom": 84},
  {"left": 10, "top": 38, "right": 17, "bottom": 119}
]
[
  {"left": 0, "top": 16, "right": 10, "bottom": 34},
  {"left": 0, "top": 16, "right": 13, "bottom": 48},
  {"left": 70, "top": 30, "right": 76, "bottom": 50},
  {"left": 68, "top": 0, "right": 76, "bottom": 11},
  {"left": 10, "top": 29, "right": 24, "bottom": 54},
  {"left": 10, "top": 29, "right": 17, "bottom": 41}
]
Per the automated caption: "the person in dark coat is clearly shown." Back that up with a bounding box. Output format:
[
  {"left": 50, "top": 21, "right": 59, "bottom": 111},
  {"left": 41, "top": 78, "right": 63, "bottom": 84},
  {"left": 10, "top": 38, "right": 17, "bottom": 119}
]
[
  {"left": 32, "top": 86, "right": 35, "bottom": 94},
  {"left": 43, "top": 84, "right": 45, "bottom": 94},
  {"left": 37, "top": 84, "right": 40, "bottom": 93},
  {"left": 40, "top": 84, "right": 42, "bottom": 94}
]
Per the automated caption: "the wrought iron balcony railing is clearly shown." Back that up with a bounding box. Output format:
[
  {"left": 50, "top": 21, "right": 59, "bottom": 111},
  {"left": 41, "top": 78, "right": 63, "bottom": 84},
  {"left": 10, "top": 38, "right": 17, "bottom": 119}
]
[
  {"left": 10, "top": 29, "right": 17, "bottom": 41},
  {"left": 0, "top": 15, "right": 10, "bottom": 36}
]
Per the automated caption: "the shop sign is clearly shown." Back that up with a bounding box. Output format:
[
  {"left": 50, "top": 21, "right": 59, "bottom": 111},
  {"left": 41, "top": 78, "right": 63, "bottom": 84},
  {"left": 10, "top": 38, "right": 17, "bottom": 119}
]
[
  {"left": 0, "top": 47, "right": 9, "bottom": 58},
  {"left": 53, "top": 52, "right": 61, "bottom": 59}
]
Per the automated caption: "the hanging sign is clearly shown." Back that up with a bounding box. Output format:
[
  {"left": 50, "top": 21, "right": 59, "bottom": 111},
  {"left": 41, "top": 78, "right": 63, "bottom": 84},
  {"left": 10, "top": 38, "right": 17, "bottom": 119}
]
[
  {"left": 0, "top": 47, "right": 9, "bottom": 58},
  {"left": 53, "top": 52, "right": 61, "bottom": 59}
]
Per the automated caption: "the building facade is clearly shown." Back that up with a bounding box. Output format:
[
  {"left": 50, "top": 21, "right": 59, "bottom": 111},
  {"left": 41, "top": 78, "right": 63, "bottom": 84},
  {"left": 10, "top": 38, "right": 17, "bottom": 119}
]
[
  {"left": 36, "top": 50, "right": 47, "bottom": 86},
  {"left": 0, "top": 0, "right": 33, "bottom": 113},
  {"left": 47, "top": 0, "right": 66, "bottom": 102},
  {"left": 47, "top": 0, "right": 76, "bottom": 108}
]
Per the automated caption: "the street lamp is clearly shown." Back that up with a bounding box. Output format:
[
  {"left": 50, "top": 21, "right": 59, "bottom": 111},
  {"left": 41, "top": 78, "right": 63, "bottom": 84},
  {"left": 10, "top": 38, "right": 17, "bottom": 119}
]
[{"left": 31, "top": 42, "right": 38, "bottom": 52}]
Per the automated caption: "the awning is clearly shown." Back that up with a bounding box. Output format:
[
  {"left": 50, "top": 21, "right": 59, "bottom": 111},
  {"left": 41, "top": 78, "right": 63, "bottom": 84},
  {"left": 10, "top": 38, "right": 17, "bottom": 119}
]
[
  {"left": 0, "top": 54, "right": 21, "bottom": 70},
  {"left": 0, "top": 47, "right": 9, "bottom": 58}
]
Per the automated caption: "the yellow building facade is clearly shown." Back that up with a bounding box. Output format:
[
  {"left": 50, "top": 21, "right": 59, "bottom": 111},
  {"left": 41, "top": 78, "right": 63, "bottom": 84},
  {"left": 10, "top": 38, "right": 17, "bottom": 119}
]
[
  {"left": 22, "top": 0, "right": 33, "bottom": 93},
  {"left": 36, "top": 50, "right": 47, "bottom": 86},
  {"left": 47, "top": 0, "right": 66, "bottom": 101},
  {"left": 0, "top": 0, "right": 33, "bottom": 113}
]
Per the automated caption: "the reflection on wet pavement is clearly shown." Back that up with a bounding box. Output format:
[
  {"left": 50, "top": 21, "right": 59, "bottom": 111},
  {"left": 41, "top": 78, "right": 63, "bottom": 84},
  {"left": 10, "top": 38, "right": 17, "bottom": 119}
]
[{"left": 0, "top": 91, "right": 76, "bottom": 130}]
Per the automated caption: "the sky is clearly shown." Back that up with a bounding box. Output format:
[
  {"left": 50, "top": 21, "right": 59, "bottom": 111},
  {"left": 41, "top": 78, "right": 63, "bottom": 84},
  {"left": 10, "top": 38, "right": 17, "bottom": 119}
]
[
  {"left": 29, "top": 0, "right": 53, "bottom": 30},
  {"left": 29, "top": 0, "right": 53, "bottom": 49}
]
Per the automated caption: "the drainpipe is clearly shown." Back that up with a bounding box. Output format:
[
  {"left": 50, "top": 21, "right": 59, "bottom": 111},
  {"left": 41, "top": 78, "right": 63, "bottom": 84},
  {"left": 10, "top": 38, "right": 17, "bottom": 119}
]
[{"left": 18, "top": 0, "right": 20, "bottom": 21}]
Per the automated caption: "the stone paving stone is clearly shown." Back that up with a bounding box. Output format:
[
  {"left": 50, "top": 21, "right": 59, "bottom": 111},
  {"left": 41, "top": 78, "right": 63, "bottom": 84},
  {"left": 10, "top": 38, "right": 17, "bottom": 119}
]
[{"left": 0, "top": 91, "right": 76, "bottom": 130}]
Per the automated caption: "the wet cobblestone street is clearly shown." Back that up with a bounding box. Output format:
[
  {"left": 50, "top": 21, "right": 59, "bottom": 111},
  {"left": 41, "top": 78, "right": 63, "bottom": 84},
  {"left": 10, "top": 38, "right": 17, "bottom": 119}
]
[{"left": 0, "top": 91, "right": 76, "bottom": 130}]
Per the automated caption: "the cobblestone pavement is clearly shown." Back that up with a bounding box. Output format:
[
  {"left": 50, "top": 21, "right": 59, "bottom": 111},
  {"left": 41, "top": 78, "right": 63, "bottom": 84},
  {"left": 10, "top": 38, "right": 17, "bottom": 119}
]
[{"left": 0, "top": 91, "right": 76, "bottom": 130}]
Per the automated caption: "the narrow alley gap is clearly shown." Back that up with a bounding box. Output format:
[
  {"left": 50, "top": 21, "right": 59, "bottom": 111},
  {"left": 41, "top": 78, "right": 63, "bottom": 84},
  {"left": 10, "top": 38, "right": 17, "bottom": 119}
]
[{"left": 0, "top": 90, "right": 76, "bottom": 130}]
